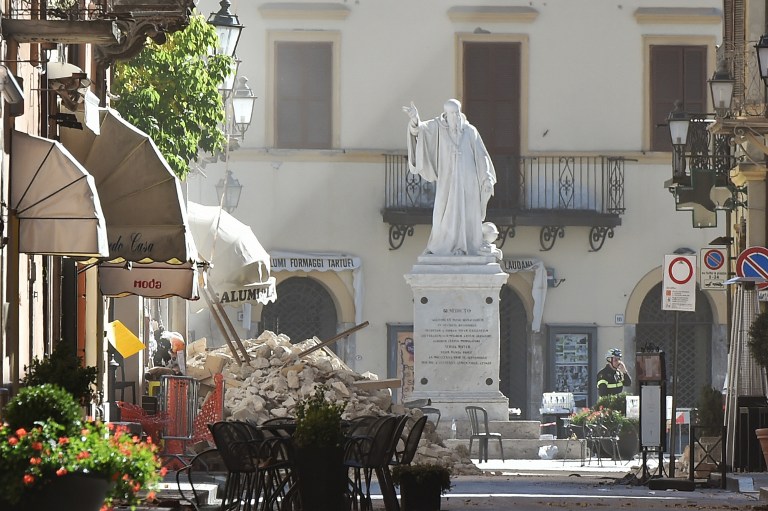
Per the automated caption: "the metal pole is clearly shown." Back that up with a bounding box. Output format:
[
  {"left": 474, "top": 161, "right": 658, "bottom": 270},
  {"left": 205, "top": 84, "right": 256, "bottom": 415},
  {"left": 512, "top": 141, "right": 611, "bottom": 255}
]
[{"left": 669, "top": 310, "right": 679, "bottom": 477}]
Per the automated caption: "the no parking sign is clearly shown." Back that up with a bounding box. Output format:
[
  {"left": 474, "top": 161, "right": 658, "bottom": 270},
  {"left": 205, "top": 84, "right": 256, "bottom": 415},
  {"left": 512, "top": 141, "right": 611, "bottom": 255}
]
[
  {"left": 700, "top": 247, "right": 727, "bottom": 290},
  {"left": 662, "top": 255, "right": 696, "bottom": 311}
]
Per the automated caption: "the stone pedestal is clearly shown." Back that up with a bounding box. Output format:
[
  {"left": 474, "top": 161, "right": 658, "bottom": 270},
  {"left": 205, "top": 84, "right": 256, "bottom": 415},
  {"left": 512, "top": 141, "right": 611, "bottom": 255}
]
[{"left": 404, "top": 255, "right": 509, "bottom": 420}]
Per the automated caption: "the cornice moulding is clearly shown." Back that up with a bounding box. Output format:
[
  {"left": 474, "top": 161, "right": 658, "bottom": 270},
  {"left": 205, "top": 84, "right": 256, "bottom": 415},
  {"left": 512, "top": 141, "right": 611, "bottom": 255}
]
[
  {"left": 258, "top": 3, "right": 351, "bottom": 20},
  {"left": 447, "top": 6, "right": 538, "bottom": 23}
]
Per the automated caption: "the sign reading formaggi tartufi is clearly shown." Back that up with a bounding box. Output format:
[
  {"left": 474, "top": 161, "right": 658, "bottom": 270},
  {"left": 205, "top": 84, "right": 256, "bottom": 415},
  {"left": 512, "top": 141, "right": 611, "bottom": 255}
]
[{"left": 270, "top": 253, "right": 361, "bottom": 272}]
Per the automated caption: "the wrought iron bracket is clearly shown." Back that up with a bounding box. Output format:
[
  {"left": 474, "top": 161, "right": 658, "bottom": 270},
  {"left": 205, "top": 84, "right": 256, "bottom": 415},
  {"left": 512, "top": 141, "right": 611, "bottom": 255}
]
[
  {"left": 589, "top": 226, "right": 614, "bottom": 252},
  {"left": 539, "top": 226, "right": 564, "bottom": 251},
  {"left": 388, "top": 224, "right": 414, "bottom": 250},
  {"left": 496, "top": 224, "right": 516, "bottom": 249}
]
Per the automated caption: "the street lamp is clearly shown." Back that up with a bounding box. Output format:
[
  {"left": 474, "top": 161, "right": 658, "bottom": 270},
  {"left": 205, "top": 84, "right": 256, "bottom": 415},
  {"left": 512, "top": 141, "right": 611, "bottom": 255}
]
[
  {"left": 232, "top": 76, "right": 256, "bottom": 139},
  {"left": 208, "top": 0, "right": 243, "bottom": 58},
  {"left": 708, "top": 60, "right": 735, "bottom": 118},
  {"left": 668, "top": 101, "right": 690, "bottom": 177},
  {"left": 219, "top": 58, "right": 241, "bottom": 100},
  {"left": 215, "top": 170, "right": 243, "bottom": 213},
  {"left": 755, "top": 34, "right": 768, "bottom": 87}
]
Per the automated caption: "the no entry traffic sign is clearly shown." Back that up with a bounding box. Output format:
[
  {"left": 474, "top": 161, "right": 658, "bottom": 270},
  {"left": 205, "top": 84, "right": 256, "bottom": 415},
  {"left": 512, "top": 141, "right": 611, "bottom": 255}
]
[
  {"left": 663, "top": 255, "right": 696, "bottom": 311},
  {"left": 736, "top": 247, "right": 768, "bottom": 290}
]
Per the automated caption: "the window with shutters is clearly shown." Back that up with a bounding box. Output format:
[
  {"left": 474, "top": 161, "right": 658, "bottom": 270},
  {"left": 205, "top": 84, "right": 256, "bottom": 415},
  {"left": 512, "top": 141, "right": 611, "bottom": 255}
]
[
  {"left": 648, "top": 44, "right": 708, "bottom": 152},
  {"left": 460, "top": 37, "right": 524, "bottom": 210},
  {"left": 267, "top": 31, "right": 340, "bottom": 149}
]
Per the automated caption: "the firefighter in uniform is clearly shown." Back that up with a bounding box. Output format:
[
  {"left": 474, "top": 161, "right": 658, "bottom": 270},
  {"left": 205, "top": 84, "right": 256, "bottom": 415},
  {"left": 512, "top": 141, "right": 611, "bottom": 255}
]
[{"left": 596, "top": 348, "right": 632, "bottom": 397}]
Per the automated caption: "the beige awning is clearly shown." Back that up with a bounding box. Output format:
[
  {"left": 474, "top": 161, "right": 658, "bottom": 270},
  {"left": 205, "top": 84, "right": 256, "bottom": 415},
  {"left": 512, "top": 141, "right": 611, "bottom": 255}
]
[
  {"left": 10, "top": 130, "right": 109, "bottom": 257},
  {"left": 188, "top": 201, "right": 276, "bottom": 305},
  {"left": 60, "top": 108, "right": 196, "bottom": 264},
  {"left": 98, "top": 261, "right": 204, "bottom": 299}
]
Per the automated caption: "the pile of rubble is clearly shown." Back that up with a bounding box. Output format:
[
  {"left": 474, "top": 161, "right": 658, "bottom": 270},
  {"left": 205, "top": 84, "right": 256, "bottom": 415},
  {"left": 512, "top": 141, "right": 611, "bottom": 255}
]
[{"left": 185, "top": 330, "right": 480, "bottom": 475}]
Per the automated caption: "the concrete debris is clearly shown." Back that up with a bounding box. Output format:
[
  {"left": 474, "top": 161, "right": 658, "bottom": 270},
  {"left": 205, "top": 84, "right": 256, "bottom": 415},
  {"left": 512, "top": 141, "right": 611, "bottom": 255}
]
[{"left": 186, "top": 331, "right": 480, "bottom": 475}]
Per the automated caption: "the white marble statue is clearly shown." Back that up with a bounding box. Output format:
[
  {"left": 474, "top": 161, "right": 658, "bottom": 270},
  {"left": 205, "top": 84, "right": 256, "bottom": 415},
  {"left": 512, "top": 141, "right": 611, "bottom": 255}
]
[{"left": 403, "top": 99, "right": 496, "bottom": 256}]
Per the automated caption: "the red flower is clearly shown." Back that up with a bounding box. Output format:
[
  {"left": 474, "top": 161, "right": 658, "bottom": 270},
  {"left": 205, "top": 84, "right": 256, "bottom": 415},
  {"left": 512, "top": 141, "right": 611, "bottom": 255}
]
[
  {"left": 31, "top": 441, "right": 43, "bottom": 451},
  {"left": 132, "top": 482, "right": 141, "bottom": 493},
  {"left": 56, "top": 467, "right": 68, "bottom": 476},
  {"left": 81, "top": 429, "right": 90, "bottom": 437},
  {"left": 15, "top": 428, "right": 27, "bottom": 438},
  {"left": 76, "top": 451, "right": 90, "bottom": 460},
  {"left": 29, "top": 457, "right": 41, "bottom": 465},
  {"left": 58, "top": 437, "right": 70, "bottom": 445},
  {"left": 8, "top": 436, "right": 18, "bottom": 446},
  {"left": 159, "top": 466, "right": 168, "bottom": 477},
  {"left": 23, "top": 474, "right": 35, "bottom": 485},
  {"left": 146, "top": 491, "right": 156, "bottom": 501}
]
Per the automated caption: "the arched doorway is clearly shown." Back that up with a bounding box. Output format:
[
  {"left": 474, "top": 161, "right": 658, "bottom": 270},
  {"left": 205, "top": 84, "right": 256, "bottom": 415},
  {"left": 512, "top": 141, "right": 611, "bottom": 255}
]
[
  {"left": 260, "top": 277, "right": 338, "bottom": 344},
  {"left": 499, "top": 285, "right": 529, "bottom": 417},
  {"left": 636, "top": 282, "right": 713, "bottom": 408}
]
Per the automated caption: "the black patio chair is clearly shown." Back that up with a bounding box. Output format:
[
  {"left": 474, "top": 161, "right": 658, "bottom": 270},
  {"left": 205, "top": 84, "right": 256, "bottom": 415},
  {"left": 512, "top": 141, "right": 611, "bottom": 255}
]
[{"left": 344, "top": 415, "right": 400, "bottom": 511}]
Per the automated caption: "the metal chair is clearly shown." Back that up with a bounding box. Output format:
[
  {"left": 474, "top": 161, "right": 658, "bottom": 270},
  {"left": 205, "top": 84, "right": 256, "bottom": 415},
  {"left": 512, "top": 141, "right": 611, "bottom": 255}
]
[
  {"left": 561, "top": 419, "right": 586, "bottom": 466},
  {"left": 344, "top": 415, "right": 400, "bottom": 511},
  {"left": 465, "top": 406, "right": 504, "bottom": 462},
  {"left": 419, "top": 406, "right": 441, "bottom": 428},
  {"left": 393, "top": 415, "right": 428, "bottom": 465}
]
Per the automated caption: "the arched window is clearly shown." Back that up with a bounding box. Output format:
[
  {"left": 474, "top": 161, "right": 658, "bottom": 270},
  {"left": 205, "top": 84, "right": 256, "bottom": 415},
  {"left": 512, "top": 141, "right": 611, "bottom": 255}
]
[
  {"left": 261, "top": 277, "right": 338, "bottom": 344},
  {"left": 636, "top": 283, "right": 713, "bottom": 407}
]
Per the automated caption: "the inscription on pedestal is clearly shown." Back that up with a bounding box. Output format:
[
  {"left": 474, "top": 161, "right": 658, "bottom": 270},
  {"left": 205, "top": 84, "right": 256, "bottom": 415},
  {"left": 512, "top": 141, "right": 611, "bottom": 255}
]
[{"left": 423, "top": 307, "right": 493, "bottom": 368}]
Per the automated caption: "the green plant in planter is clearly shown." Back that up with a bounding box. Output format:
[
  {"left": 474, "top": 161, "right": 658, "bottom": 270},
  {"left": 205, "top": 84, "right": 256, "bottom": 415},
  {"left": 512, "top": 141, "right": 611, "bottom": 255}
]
[
  {"left": 392, "top": 462, "right": 453, "bottom": 494},
  {"left": 293, "top": 383, "right": 346, "bottom": 448},
  {"left": 749, "top": 308, "right": 768, "bottom": 371},
  {"left": 0, "top": 384, "right": 162, "bottom": 509},
  {"left": 695, "top": 385, "right": 724, "bottom": 436},
  {"left": 4, "top": 384, "right": 82, "bottom": 434},
  {"left": 22, "top": 341, "right": 97, "bottom": 404}
]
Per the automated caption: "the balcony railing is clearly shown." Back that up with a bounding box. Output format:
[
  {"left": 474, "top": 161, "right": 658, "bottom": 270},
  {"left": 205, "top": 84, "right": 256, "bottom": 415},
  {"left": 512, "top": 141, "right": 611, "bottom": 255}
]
[{"left": 383, "top": 154, "right": 626, "bottom": 252}]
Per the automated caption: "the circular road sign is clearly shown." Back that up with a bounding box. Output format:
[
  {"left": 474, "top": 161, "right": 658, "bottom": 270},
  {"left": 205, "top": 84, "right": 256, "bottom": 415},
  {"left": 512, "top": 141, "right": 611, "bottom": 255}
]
[
  {"left": 668, "top": 256, "right": 694, "bottom": 285},
  {"left": 703, "top": 249, "right": 725, "bottom": 271},
  {"left": 736, "top": 246, "right": 768, "bottom": 289}
]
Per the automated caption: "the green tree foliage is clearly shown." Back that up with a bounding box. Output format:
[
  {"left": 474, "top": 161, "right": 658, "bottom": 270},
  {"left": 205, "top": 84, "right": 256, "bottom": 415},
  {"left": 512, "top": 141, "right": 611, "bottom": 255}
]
[{"left": 112, "top": 14, "right": 233, "bottom": 179}]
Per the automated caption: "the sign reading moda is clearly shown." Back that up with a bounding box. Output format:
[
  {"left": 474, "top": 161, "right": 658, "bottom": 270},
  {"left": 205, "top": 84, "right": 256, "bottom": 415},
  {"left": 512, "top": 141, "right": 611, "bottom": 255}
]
[{"left": 662, "top": 255, "right": 696, "bottom": 312}]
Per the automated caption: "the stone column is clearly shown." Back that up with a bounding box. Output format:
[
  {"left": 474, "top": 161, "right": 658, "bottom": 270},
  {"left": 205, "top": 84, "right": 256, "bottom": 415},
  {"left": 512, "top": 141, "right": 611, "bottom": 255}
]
[{"left": 405, "top": 255, "right": 509, "bottom": 420}]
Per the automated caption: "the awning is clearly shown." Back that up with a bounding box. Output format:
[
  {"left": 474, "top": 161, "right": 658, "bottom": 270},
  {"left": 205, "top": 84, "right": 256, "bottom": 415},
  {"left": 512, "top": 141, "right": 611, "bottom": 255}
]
[
  {"left": 60, "top": 108, "right": 196, "bottom": 264},
  {"left": 98, "top": 261, "right": 203, "bottom": 299},
  {"left": 10, "top": 130, "right": 109, "bottom": 257},
  {"left": 188, "top": 201, "right": 276, "bottom": 305}
]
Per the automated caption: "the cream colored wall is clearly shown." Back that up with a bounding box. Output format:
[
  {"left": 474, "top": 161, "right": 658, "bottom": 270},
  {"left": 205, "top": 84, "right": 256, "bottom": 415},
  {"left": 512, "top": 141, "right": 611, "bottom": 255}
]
[{"left": 191, "top": 0, "right": 726, "bottom": 387}]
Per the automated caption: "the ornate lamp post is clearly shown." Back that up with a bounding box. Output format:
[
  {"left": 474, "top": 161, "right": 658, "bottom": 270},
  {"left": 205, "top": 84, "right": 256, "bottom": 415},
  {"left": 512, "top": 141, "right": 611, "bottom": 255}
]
[
  {"left": 215, "top": 170, "right": 243, "bottom": 213},
  {"left": 755, "top": 34, "right": 768, "bottom": 87},
  {"left": 208, "top": 0, "right": 243, "bottom": 58},
  {"left": 232, "top": 76, "right": 256, "bottom": 140}
]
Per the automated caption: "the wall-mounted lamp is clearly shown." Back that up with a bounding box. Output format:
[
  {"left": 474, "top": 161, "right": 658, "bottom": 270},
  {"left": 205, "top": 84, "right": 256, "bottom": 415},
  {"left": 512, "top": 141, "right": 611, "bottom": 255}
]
[
  {"left": 755, "top": 34, "right": 768, "bottom": 87},
  {"left": 208, "top": 0, "right": 244, "bottom": 58},
  {"left": 231, "top": 76, "right": 256, "bottom": 139},
  {"left": 215, "top": 169, "right": 243, "bottom": 213},
  {"left": 47, "top": 62, "right": 91, "bottom": 111}
]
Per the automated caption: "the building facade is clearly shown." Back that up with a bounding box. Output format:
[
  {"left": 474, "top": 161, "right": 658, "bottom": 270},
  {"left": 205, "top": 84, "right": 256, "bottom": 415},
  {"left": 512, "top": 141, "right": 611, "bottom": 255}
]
[{"left": 189, "top": 0, "right": 730, "bottom": 419}]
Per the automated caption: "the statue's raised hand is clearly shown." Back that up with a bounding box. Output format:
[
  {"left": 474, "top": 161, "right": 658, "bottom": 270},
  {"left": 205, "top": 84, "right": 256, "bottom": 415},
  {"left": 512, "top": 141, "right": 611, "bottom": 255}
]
[{"left": 402, "top": 101, "right": 419, "bottom": 125}]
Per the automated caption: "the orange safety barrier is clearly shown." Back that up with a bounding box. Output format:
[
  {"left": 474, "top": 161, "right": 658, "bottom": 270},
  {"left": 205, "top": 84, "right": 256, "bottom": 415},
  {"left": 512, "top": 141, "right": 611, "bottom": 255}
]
[
  {"left": 116, "top": 400, "right": 169, "bottom": 442},
  {"left": 192, "top": 373, "right": 225, "bottom": 444}
]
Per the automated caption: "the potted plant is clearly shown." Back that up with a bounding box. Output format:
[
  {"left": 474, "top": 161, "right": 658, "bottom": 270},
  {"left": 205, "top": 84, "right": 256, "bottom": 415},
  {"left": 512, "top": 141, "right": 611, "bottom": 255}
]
[
  {"left": 748, "top": 309, "right": 768, "bottom": 466},
  {"left": 0, "top": 384, "right": 163, "bottom": 511},
  {"left": 22, "top": 341, "right": 98, "bottom": 406},
  {"left": 292, "top": 383, "right": 347, "bottom": 511},
  {"left": 392, "top": 462, "right": 452, "bottom": 511},
  {"left": 569, "top": 393, "right": 639, "bottom": 460}
]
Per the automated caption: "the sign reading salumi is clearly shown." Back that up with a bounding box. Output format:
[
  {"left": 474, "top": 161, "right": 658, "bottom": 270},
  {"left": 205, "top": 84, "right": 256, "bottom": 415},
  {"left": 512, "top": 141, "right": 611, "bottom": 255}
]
[{"left": 218, "top": 285, "right": 277, "bottom": 304}]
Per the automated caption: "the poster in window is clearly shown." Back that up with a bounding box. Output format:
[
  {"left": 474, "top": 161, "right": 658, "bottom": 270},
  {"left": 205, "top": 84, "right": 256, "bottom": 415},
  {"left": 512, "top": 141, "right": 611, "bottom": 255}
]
[
  {"left": 553, "top": 333, "right": 590, "bottom": 406},
  {"left": 387, "top": 324, "right": 414, "bottom": 404}
]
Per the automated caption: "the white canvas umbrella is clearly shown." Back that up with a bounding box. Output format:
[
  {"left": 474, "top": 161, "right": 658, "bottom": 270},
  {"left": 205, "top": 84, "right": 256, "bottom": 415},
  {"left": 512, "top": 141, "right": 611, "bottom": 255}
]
[{"left": 187, "top": 201, "right": 275, "bottom": 305}]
